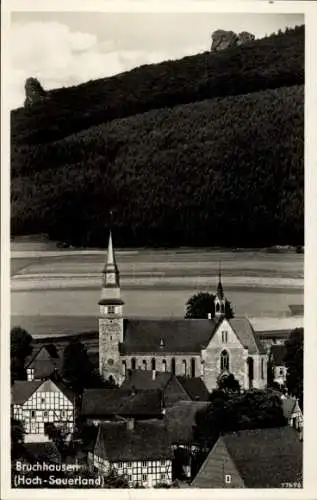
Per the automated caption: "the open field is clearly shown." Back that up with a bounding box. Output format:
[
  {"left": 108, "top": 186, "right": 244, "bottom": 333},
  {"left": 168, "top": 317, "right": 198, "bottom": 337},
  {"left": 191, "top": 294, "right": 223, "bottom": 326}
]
[{"left": 10, "top": 243, "right": 304, "bottom": 337}]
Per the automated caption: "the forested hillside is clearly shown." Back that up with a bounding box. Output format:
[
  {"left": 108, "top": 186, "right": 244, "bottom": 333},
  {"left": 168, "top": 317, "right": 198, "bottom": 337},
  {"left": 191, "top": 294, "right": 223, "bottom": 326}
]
[{"left": 11, "top": 26, "right": 304, "bottom": 248}]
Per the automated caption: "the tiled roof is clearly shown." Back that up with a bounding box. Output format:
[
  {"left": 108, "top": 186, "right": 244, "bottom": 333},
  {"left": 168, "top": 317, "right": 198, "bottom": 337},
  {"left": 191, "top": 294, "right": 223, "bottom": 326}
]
[
  {"left": 270, "top": 344, "right": 287, "bottom": 365},
  {"left": 23, "top": 442, "right": 61, "bottom": 464},
  {"left": 176, "top": 377, "right": 210, "bottom": 401},
  {"left": 94, "top": 420, "right": 173, "bottom": 461},
  {"left": 11, "top": 381, "right": 42, "bottom": 405},
  {"left": 120, "top": 370, "right": 173, "bottom": 391},
  {"left": 228, "top": 318, "right": 266, "bottom": 355},
  {"left": 120, "top": 319, "right": 220, "bottom": 354},
  {"left": 26, "top": 345, "right": 61, "bottom": 379},
  {"left": 164, "top": 400, "right": 210, "bottom": 444},
  {"left": 81, "top": 388, "right": 163, "bottom": 417},
  {"left": 193, "top": 426, "right": 302, "bottom": 488}
]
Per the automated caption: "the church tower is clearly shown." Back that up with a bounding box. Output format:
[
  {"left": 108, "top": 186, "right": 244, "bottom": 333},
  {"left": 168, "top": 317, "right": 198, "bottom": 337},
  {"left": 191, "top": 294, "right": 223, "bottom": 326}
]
[
  {"left": 214, "top": 264, "right": 226, "bottom": 318},
  {"left": 98, "top": 230, "right": 124, "bottom": 385}
]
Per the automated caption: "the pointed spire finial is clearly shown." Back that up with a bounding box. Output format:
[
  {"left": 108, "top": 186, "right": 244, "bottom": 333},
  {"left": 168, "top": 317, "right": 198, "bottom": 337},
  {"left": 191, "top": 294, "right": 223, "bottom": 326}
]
[{"left": 217, "top": 261, "right": 224, "bottom": 299}]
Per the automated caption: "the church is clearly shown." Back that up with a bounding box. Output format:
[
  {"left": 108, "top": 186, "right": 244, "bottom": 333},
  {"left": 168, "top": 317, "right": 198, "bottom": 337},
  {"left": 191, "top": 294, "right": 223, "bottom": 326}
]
[{"left": 98, "top": 232, "right": 268, "bottom": 392}]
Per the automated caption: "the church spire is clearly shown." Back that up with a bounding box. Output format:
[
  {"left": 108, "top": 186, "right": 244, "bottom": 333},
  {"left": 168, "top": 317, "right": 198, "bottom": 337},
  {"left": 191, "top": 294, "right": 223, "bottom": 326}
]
[
  {"left": 214, "top": 261, "right": 226, "bottom": 318},
  {"left": 217, "top": 262, "right": 224, "bottom": 299},
  {"left": 102, "top": 229, "right": 120, "bottom": 287}
]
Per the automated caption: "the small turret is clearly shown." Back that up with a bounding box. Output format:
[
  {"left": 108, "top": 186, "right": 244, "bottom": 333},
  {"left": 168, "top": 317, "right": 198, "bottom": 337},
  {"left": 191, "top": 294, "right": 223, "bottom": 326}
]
[{"left": 214, "top": 263, "right": 226, "bottom": 318}]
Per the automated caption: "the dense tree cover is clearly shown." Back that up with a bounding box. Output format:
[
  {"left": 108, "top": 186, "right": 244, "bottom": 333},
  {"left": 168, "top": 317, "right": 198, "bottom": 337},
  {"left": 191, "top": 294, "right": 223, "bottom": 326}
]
[
  {"left": 11, "top": 83, "right": 304, "bottom": 248},
  {"left": 194, "top": 389, "right": 287, "bottom": 449},
  {"left": 284, "top": 328, "right": 303, "bottom": 409},
  {"left": 185, "top": 292, "right": 234, "bottom": 319},
  {"left": 62, "top": 340, "right": 115, "bottom": 393},
  {"left": 11, "top": 327, "right": 33, "bottom": 382},
  {"left": 11, "top": 25, "right": 303, "bottom": 145}
]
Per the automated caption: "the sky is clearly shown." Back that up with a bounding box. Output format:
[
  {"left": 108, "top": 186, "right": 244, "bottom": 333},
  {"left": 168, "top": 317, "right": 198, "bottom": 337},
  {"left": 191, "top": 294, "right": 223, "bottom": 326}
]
[{"left": 10, "top": 11, "right": 304, "bottom": 110}]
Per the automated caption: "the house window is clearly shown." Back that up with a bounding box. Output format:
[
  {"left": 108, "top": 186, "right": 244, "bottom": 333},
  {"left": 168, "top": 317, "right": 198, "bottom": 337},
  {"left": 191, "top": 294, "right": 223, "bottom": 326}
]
[
  {"left": 171, "top": 358, "right": 176, "bottom": 375},
  {"left": 220, "top": 350, "right": 229, "bottom": 371},
  {"left": 118, "top": 462, "right": 122, "bottom": 468},
  {"left": 108, "top": 305, "right": 115, "bottom": 314},
  {"left": 127, "top": 462, "right": 131, "bottom": 468},
  {"left": 222, "top": 330, "right": 228, "bottom": 343},
  {"left": 41, "top": 397, "right": 45, "bottom": 404},
  {"left": 279, "top": 367, "right": 284, "bottom": 376},
  {"left": 191, "top": 358, "right": 196, "bottom": 377},
  {"left": 122, "top": 361, "right": 127, "bottom": 376},
  {"left": 162, "top": 360, "right": 167, "bottom": 372},
  {"left": 131, "top": 358, "right": 136, "bottom": 370},
  {"left": 182, "top": 360, "right": 187, "bottom": 376},
  {"left": 142, "top": 461, "right": 147, "bottom": 467},
  {"left": 43, "top": 411, "right": 48, "bottom": 417},
  {"left": 142, "top": 360, "right": 147, "bottom": 370},
  {"left": 161, "top": 460, "right": 165, "bottom": 466},
  {"left": 225, "top": 474, "right": 232, "bottom": 484},
  {"left": 142, "top": 474, "right": 147, "bottom": 482},
  {"left": 128, "top": 475, "right": 132, "bottom": 482},
  {"left": 160, "top": 473, "right": 166, "bottom": 480},
  {"left": 151, "top": 358, "right": 156, "bottom": 370},
  {"left": 31, "top": 410, "right": 35, "bottom": 418}
]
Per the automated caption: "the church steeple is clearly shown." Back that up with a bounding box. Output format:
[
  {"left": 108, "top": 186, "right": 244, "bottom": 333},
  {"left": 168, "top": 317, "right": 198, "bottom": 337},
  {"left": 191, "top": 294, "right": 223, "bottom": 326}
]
[
  {"left": 214, "top": 262, "right": 226, "bottom": 318},
  {"left": 102, "top": 230, "right": 120, "bottom": 288}
]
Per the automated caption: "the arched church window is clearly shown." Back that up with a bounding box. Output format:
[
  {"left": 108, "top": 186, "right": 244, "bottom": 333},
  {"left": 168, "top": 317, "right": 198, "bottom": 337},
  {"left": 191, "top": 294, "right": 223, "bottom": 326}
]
[
  {"left": 220, "top": 350, "right": 229, "bottom": 371},
  {"left": 122, "top": 361, "right": 127, "bottom": 376},
  {"left": 131, "top": 358, "right": 136, "bottom": 370},
  {"left": 171, "top": 358, "right": 176, "bottom": 375},
  {"left": 151, "top": 358, "right": 156, "bottom": 370},
  {"left": 191, "top": 358, "right": 196, "bottom": 377},
  {"left": 182, "top": 360, "right": 187, "bottom": 376},
  {"left": 142, "top": 360, "right": 147, "bottom": 370},
  {"left": 162, "top": 360, "right": 167, "bottom": 372}
]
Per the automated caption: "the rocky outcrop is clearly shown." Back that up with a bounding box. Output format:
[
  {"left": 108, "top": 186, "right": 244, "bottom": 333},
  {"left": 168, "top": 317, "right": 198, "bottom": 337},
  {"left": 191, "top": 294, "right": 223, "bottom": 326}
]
[
  {"left": 211, "top": 30, "right": 255, "bottom": 52},
  {"left": 24, "top": 78, "right": 47, "bottom": 108}
]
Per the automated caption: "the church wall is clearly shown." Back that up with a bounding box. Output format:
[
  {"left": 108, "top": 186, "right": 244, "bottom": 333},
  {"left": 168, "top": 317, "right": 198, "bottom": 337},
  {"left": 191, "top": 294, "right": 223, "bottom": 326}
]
[
  {"left": 203, "top": 347, "right": 247, "bottom": 392},
  {"left": 251, "top": 354, "right": 267, "bottom": 389},
  {"left": 120, "top": 354, "right": 201, "bottom": 377}
]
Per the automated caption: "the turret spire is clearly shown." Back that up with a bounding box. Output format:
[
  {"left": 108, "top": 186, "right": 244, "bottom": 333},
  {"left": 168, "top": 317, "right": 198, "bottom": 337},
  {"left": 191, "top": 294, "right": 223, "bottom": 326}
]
[
  {"left": 102, "top": 224, "right": 120, "bottom": 288},
  {"left": 217, "top": 262, "right": 224, "bottom": 299}
]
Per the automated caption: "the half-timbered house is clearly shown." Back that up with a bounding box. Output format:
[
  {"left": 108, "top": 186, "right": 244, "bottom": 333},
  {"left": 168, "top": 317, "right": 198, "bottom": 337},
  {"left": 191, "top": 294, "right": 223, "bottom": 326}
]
[
  {"left": 89, "top": 419, "right": 173, "bottom": 487},
  {"left": 12, "top": 379, "right": 75, "bottom": 442}
]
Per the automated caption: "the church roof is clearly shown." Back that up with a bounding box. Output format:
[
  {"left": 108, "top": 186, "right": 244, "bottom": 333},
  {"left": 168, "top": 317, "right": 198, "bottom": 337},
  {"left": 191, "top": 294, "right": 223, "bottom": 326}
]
[
  {"left": 120, "top": 318, "right": 220, "bottom": 354},
  {"left": 120, "top": 317, "right": 265, "bottom": 355}
]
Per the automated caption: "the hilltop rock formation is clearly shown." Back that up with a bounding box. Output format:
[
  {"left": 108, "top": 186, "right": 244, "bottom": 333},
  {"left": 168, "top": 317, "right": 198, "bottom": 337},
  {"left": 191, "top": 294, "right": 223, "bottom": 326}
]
[
  {"left": 24, "top": 78, "right": 47, "bottom": 108},
  {"left": 211, "top": 30, "right": 255, "bottom": 52}
]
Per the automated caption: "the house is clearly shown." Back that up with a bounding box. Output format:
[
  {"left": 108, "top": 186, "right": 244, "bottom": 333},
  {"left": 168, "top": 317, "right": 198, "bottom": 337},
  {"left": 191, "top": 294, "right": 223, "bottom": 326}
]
[
  {"left": 98, "top": 231, "right": 268, "bottom": 392},
  {"left": 282, "top": 397, "right": 303, "bottom": 431},
  {"left": 11, "top": 378, "right": 75, "bottom": 442},
  {"left": 81, "top": 387, "right": 164, "bottom": 424},
  {"left": 176, "top": 377, "right": 210, "bottom": 401},
  {"left": 269, "top": 344, "right": 287, "bottom": 386},
  {"left": 120, "top": 370, "right": 191, "bottom": 408},
  {"left": 164, "top": 400, "right": 210, "bottom": 480},
  {"left": 191, "top": 426, "right": 302, "bottom": 488},
  {"left": 26, "top": 345, "right": 61, "bottom": 381},
  {"left": 88, "top": 419, "right": 173, "bottom": 487}
]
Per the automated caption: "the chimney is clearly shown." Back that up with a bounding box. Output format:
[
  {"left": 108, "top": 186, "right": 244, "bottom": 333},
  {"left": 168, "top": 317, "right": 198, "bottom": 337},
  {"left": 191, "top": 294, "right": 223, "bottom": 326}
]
[
  {"left": 208, "top": 313, "right": 212, "bottom": 320},
  {"left": 152, "top": 369, "right": 156, "bottom": 381},
  {"left": 127, "top": 418, "right": 134, "bottom": 431}
]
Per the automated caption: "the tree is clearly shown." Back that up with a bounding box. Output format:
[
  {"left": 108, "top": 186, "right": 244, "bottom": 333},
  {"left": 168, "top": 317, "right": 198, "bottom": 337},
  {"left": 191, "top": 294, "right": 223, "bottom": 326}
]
[
  {"left": 194, "top": 389, "right": 287, "bottom": 449},
  {"left": 11, "top": 327, "right": 33, "bottom": 381},
  {"left": 185, "top": 292, "right": 234, "bottom": 319},
  {"left": 217, "top": 373, "right": 240, "bottom": 393},
  {"left": 62, "top": 340, "right": 95, "bottom": 393},
  {"left": 284, "top": 328, "right": 303, "bottom": 409}
]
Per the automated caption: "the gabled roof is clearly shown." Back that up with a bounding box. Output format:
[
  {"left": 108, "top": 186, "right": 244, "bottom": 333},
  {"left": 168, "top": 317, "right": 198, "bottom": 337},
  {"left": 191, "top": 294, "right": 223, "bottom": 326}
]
[
  {"left": 164, "top": 400, "right": 210, "bottom": 445},
  {"left": 176, "top": 377, "right": 210, "bottom": 401},
  {"left": 227, "top": 318, "right": 266, "bottom": 355},
  {"left": 193, "top": 426, "right": 302, "bottom": 488},
  {"left": 81, "top": 388, "right": 163, "bottom": 418},
  {"left": 270, "top": 344, "right": 287, "bottom": 365},
  {"left": 282, "top": 398, "right": 301, "bottom": 420},
  {"left": 11, "top": 379, "right": 74, "bottom": 405},
  {"left": 94, "top": 420, "right": 173, "bottom": 462},
  {"left": 26, "top": 345, "right": 61, "bottom": 379},
  {"left": 11, "top": 381, "right": 43, "bottom": 405},
  {"left": 120, "top": 319, "right": 220, "bottom": 354}
]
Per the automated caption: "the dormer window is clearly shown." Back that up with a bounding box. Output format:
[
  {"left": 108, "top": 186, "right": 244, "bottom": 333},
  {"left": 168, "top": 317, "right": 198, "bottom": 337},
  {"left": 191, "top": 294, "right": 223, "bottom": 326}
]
[
  {"left": 108, "top": 305, "right": 115, "bottom": 314},
  {"left": 27, "top": 368, "right": 34, "bottom": 381}
]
